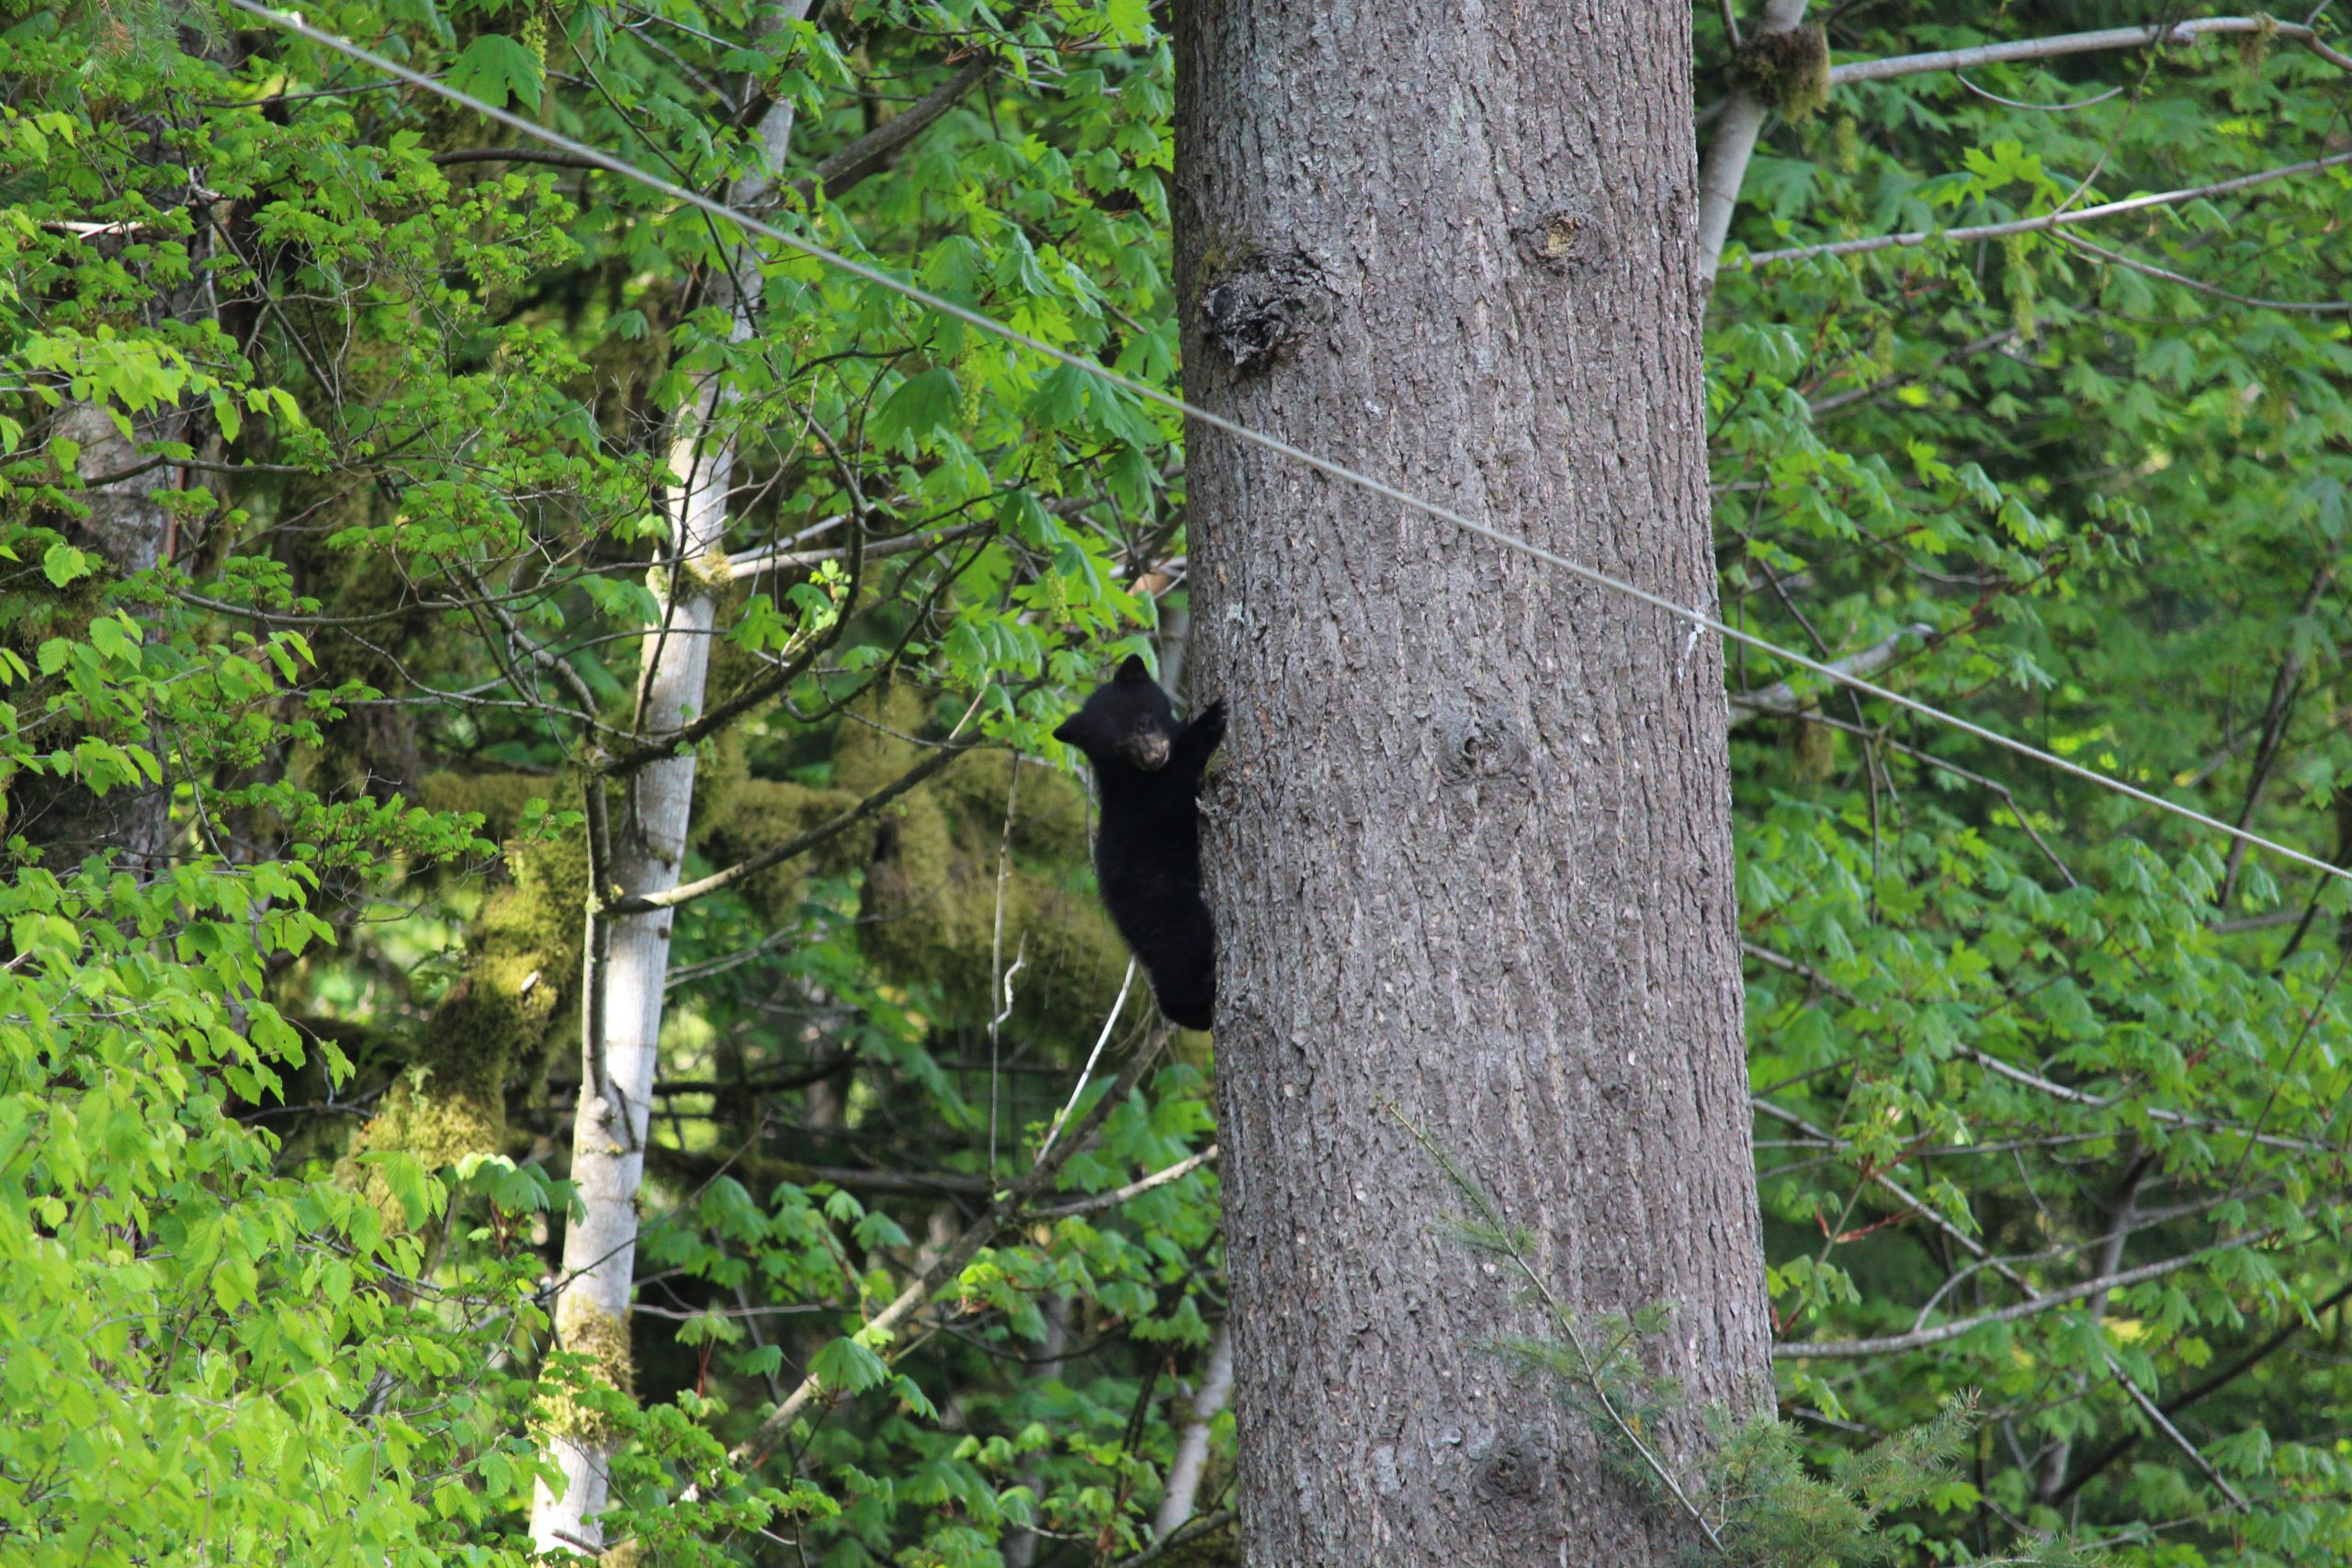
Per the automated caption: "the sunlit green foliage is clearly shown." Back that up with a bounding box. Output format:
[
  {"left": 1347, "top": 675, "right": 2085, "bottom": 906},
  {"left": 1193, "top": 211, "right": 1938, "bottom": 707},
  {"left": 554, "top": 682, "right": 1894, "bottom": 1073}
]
[
  {"left": 1714, "top": 6, "right": 2352, "bottom": 1562},
  {"left": 3, "top": 0, "right": 1208, "bottom": 1560}
]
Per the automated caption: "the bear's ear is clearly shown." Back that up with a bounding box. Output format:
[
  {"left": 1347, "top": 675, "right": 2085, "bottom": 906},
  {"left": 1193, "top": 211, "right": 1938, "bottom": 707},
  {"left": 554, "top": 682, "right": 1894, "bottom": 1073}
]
[{"left": 1114, "top": 653, "right": 1152, "bottom": 684}]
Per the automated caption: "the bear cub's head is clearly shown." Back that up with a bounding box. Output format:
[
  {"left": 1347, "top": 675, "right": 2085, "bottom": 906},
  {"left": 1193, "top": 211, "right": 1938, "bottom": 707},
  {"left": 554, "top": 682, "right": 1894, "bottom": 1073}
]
[{"left": 1053, "top": 654, "right": 1178, "bottom": 772}]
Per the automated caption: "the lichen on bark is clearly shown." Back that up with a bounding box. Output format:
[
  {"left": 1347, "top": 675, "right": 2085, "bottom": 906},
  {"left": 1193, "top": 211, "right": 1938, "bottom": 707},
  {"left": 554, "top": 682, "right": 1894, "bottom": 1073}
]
[
  {"left": 541, "top": 1293, "right": 638, "bottom": 1445},
  {"left": 338, "top": 778, "right": 589, "bottom": 1222}
]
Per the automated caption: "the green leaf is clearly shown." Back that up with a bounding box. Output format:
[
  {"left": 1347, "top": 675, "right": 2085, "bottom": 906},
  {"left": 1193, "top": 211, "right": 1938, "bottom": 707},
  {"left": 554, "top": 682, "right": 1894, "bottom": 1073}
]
[
  {"left": 1028, "top": 363, "right": 1090, "bottom": 430},
  {"left": 42, "top": 542, "right": 94, "bottom": 588},
  {"left": 869, "top": 367, "right": 963, "bottom": 451},
  {"left": 447, "top": 34, "right": 545, "bottom": 112},
  {"left": 209, "top": 386, "right": 243, "bottom": 445},
  {"left": 808, "top": 1334, "right": 890, "bottom": 1394},
  {"left": 86, "top": 615, "right": 138, "bottom": 663}
]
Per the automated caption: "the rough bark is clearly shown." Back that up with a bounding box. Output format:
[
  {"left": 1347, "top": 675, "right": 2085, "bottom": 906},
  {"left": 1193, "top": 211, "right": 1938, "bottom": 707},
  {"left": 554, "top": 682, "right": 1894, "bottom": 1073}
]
[
  {"left": 1175, "top": 6, "right": 1772, "bottom": 1566},
  {"left": 528, "top": 9, "right": 809, "bottom": 1546},
  {"left": 15, "top": 400, "right": 179, "bottom": 875}
]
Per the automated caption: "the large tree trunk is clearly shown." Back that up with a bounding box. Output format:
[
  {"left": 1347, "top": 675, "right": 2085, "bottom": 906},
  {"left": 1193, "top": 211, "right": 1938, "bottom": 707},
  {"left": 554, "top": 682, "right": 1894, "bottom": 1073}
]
[
  {"left": 1175, "top": 6, "right": 1771, "bottom": 1565},
  {"left": 16, "top": 400, "right": 180, "bottom": 875}
]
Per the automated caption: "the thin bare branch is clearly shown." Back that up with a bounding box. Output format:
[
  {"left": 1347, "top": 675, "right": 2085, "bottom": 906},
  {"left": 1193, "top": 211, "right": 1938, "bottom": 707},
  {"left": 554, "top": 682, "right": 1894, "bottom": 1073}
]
[
  {"left": 1037, "top": 959, "right": 1136, "bottom": 1168},
  {"left": 2060, "top": 232, "right": 2352, "bottom": 314},
  {"left": 2220, "top": 566, "right": 2333, "bottom": 905},
  {"left": 1727, "top": 624, "right": 1933, "bottom": 729},
  {"left": 432, "top": 146, "right": 611, "bottom": 169},
  {"left": 1751, "top": 1103, "right": 2248, "bottom": 1506},
  {"left": 795, "top": 59, "right": 994, "bottom": 202},
  {"left": 2051, "top": 1280, "right": 2352, "bottom": 1505},
  {"left": 1029, "top": 1145, "right": 1218, "bottom": 1220},
  {"left": 1827, "top": 17, "right": 2352, "bottom": 85},
  {"left": 1111, "top": 1507, "right": 1238, "bottom": 1568},
  {"left": 1740, "top": 150, "right": 2352, "bottom": 269},
  {"left": 706, "top": 1029, "right": 1168, "bottom": 1483},
  {"left": 728, "top": 519, "right": 987, "bottom": 578},
  {"left": 1957, "top": 1043, "right": 2341, "bottom": 1156},
  {"left": 1811, "top": 329, "right": 2019, "bottom": 415},
  {"left": 608, "top": 733, "right": 984, "bottom": 914},
  {"left": 1775, "top": 1229, "right": 2283, "bottom": 1359},
  {"left": 1955, "top": 75, "right": 2123, "bottom": 113}
]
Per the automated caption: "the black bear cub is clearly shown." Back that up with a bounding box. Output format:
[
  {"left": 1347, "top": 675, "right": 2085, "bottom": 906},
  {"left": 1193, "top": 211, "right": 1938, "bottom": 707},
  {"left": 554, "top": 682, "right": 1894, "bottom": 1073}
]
[{"left": 1053, "top": 656, "right": 1226, "bottom": 1030}]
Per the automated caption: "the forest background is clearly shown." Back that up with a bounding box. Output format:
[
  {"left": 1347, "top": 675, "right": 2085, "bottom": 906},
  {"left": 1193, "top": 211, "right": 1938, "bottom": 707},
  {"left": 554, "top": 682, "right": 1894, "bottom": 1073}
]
[{"left": 6, "top": 0, "right": 2352, "bottom": 1564}]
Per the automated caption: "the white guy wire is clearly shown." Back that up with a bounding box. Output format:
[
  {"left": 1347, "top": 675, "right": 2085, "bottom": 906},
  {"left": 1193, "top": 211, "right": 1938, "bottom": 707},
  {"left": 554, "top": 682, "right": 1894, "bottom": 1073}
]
[
  {"left": 1036, "top": 957, "right": 1135, "bottom": 1170},
  {"left": 220, "top": 0, "right": 2352, "bottom": 891}
]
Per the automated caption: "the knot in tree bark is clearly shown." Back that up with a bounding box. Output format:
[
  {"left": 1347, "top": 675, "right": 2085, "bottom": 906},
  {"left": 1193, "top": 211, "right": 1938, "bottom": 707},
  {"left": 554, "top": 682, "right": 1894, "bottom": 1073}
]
[{"left": 1197, "top": 246, "right": 1325, "bottom": 372}]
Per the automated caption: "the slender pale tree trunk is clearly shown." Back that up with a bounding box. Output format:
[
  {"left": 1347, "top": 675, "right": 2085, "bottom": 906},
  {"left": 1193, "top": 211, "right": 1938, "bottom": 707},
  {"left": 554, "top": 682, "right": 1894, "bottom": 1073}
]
[
  {"left": 1695, "top": 0, "right": 1813, "bottom": 286},
  {"left": 530, "top": 14, "right": 808, "bottom": 1545},
  {"left": 1175, "top": 5, "right": 1772, "bottom": 1564},
  {"left": 1152, "top": 1321, "right": 1233, "bottom": 1540}
]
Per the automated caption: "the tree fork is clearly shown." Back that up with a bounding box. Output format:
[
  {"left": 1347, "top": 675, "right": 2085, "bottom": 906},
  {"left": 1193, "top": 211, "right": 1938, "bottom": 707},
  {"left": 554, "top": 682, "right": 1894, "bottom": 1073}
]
[{"left": 1174, "top": 4, "right": 1772, "bottom": 1563}]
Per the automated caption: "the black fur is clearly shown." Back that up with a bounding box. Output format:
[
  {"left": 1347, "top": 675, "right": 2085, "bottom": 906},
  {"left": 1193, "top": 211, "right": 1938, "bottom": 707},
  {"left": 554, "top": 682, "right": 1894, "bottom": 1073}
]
[{"left": 1053, "top": 655, "right": 1226, "bottom": 1030}]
